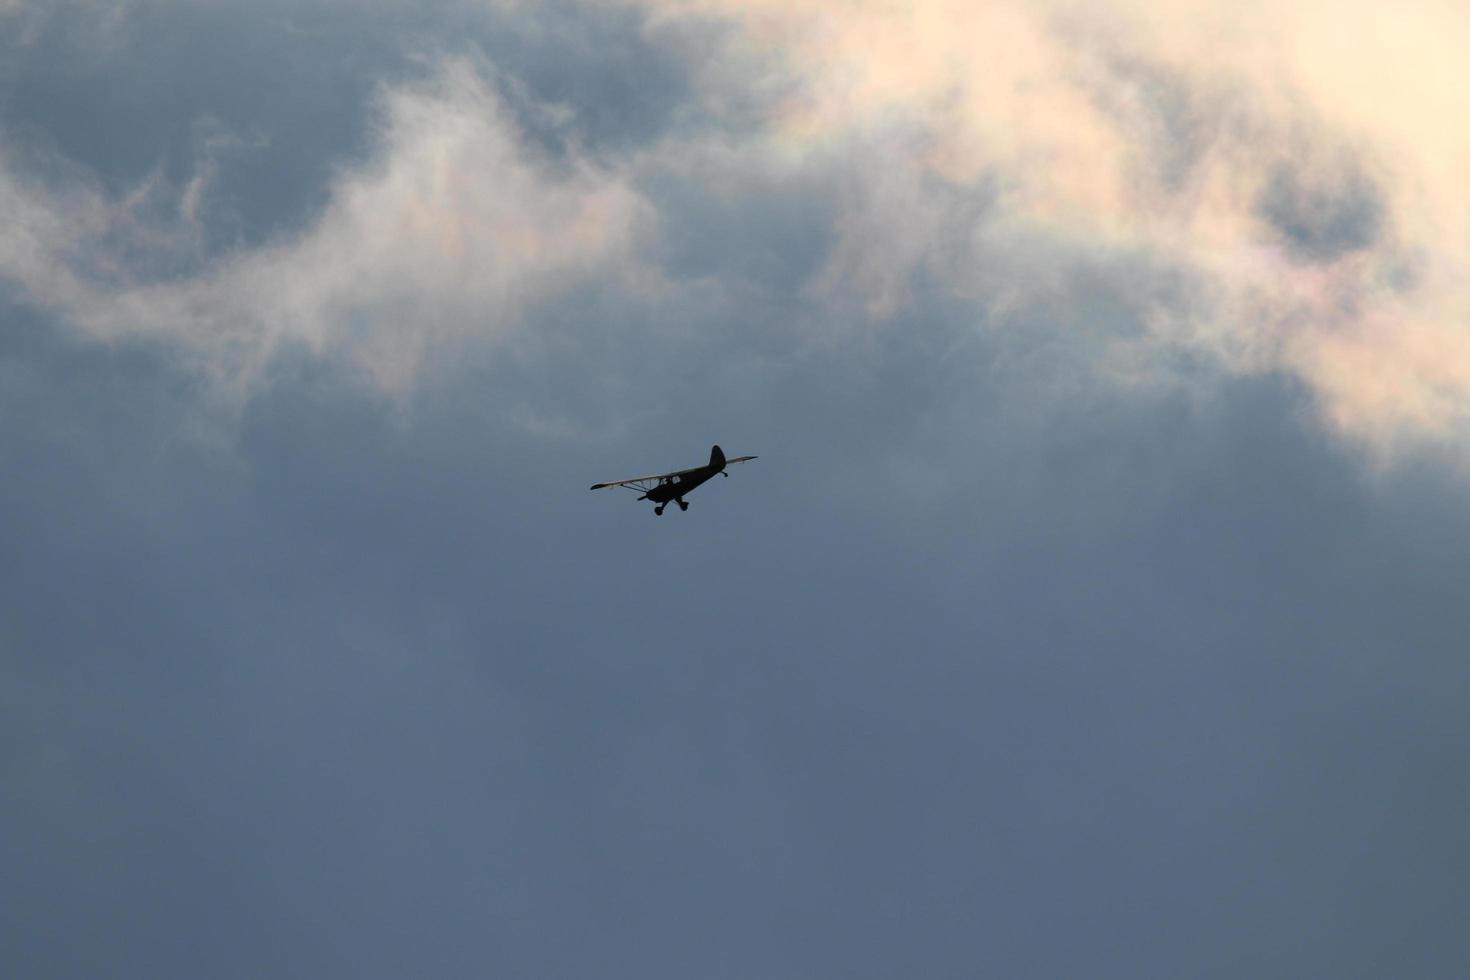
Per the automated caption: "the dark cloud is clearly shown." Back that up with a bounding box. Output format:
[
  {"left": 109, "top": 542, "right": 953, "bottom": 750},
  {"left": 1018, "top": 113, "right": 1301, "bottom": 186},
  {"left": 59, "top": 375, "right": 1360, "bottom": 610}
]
[
  {"left": 2, "top": 3, "right": 379, "bottom": 247},
  {"left": 0, "top": 0, "right": 694, "bottom": 253},
  {"left": 649, "top": 167, "right": 839, "bottom": 297},
  {"left": 9, "top": 266, "right": 1470, "bottom": 976},
  {"left": 1257, "top": 156, "right": 1386, "bottom": 263}
]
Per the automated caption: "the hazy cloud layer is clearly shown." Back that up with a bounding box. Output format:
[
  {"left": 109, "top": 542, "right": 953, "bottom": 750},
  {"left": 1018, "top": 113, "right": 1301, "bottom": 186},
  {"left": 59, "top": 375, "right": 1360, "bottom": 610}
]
[{"left": 1, "top": 0, "right": 1467, "bottom": 453}]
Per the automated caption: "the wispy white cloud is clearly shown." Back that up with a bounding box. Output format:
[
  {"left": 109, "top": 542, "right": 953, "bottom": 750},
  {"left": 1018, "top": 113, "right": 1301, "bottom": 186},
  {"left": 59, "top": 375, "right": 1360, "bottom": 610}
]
[{"left": 0, "top": 57, "right": 650, "bottom": 397}]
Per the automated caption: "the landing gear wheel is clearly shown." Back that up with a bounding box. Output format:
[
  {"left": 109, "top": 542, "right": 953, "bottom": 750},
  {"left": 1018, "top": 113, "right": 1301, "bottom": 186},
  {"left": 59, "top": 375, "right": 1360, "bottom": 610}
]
[
  {"left": 654, "top": 505, "right": 664, "bottom": 516},
  {"left": 678, "top": 500, "right": 689, "bottom": 511}
]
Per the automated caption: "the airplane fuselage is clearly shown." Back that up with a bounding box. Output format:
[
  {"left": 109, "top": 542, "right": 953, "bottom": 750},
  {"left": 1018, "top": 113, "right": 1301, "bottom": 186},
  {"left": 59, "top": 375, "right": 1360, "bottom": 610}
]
[{"left": 643, "top": 459, "right": 722, "bottom": 504}]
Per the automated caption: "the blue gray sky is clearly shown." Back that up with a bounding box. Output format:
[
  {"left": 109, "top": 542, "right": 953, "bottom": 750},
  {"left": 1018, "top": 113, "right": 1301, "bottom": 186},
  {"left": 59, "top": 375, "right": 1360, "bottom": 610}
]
[{"left": 4, "top": 2, "right": 1469, "bottom": 977}]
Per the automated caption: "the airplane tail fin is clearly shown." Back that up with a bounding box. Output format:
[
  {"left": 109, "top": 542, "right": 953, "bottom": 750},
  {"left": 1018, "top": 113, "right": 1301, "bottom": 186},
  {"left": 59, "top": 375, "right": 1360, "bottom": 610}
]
[{"left": 710, "top": 444, "right": 726, "bottom": 470}]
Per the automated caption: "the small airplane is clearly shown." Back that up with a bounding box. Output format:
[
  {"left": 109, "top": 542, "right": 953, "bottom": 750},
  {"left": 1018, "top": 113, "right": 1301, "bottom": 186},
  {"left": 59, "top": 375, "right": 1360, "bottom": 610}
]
[{"left": 590, "top": 444, "right": 757, "bottom": 515}]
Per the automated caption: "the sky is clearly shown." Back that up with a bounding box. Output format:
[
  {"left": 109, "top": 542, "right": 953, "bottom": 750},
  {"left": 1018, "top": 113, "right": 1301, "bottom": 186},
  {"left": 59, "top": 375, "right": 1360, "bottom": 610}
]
[{"left": 3, "top": 1, "right": 1469, "bottom": 976}]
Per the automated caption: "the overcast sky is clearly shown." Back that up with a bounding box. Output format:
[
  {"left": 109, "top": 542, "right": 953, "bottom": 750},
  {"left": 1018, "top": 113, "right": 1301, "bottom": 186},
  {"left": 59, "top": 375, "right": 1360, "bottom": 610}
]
[{"left": 4, "top": 2, "right": 1469, "bottom": 977}]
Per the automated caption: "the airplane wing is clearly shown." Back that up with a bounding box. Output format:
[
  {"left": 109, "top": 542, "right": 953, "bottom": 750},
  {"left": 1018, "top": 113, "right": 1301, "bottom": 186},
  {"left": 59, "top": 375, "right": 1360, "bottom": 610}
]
[
  {"left": 589, "top": 467, "right": 696, "bottom": 492},
  {"left": 589, "top": 455, "right": 757, "bottom": 491}
]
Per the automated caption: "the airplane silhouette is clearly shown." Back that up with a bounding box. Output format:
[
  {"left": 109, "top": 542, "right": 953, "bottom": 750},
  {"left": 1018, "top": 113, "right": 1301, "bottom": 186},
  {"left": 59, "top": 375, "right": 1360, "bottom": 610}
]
[{"left": 590, "top": 445, "right": 757, "bottom": 515}]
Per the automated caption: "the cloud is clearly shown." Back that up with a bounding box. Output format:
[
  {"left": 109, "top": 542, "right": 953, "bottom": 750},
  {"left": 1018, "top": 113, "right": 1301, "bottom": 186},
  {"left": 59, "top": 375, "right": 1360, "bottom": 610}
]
[
  {"left": 629, "top": 0, "right": 1470, "bottom": 456},
  {"left": 3, "top": 0, "right": 1468, "bottom": 458},
  {"left": 0, "top": 56, "right": 650, "bottom": 396}
]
